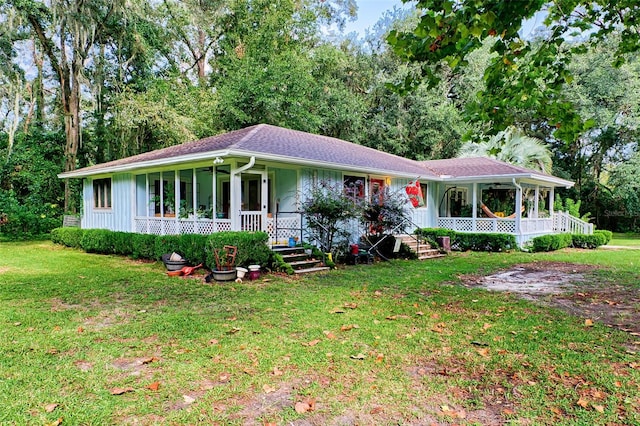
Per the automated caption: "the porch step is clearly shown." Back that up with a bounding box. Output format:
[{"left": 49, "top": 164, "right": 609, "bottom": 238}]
[
  {"left": 394, "top": 234, "right": 446, "bottom": 260},
  {"left": 272, "top": 245, "right": 329, "bottom": 274},
  {"left": 294, "top": 266, "right": 331, "bottom": 275}
]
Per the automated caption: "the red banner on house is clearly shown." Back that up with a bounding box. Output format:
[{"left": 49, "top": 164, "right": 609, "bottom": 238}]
[{"left": 405, "top": 180, "right": 424, "bottom": 208}]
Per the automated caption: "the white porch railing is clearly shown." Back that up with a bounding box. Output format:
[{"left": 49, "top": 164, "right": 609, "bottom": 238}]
[
  {"left": 436, "top": 211, "right": 592, "bottom": 237},
  {"left": 134, "top": 217, "right": 231, "bottom": 235},
  {"left": 437, "top": 217, "right": 517, "bottom": 234},
  {"left": 133, "top": 215, "right": 303, "bottom": 242},
  {"left": 240, "top": 211, "right": 262, "bottom": 232},
  {"left": 553, "top": 211, "right": 594, "bottom": 234}
]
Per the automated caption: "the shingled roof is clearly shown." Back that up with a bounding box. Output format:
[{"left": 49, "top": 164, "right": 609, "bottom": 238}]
[
  {"left": 60, "top": 124, "right": 434, "bottom": 179},
  {"left": 421, "top": 157, "right": 573, "bottom": 187}
]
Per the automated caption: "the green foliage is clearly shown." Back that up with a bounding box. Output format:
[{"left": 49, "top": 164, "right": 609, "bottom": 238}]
[
  {"left": 387, "top": 1, "right": 640, "bottom": 143},
  {"left": 594, "top": 229, "right": 613, "bottom": 244},
  {"left": 205, "top": 231, "right": 271, "bottom": 270},
  {"left": 175, "top": 233, "right": 209, "bottom": 266},
  {"left": 0, "top": 130, "right": 65, "bottom": 239},
  {"left": 554, "top": 195, "right": 591, "bottom": 221},
  {"left": 153, "top": 235, "right": 183, "bottom": 261},
  {"left": 458, "top": 126, "right": 553, "bottom": 173},
  {"left": 131, "top": 233, "right": 157, "bottom": 260},
  {"left": 571, "top": 233, "right": 607, "bottom": 249},
  {"left": 531, "top": 233, "right": 574, "bottom": 252},
  {"left": 80, "top": 229, "right": 116, "bottom": 254},
  {"left": 301, "top": 181, "right": 360, "bottom": 254},
  {"left": 415, "top": 228, "right": 515, "bottom": 252},
  {"left": 50, "top": 227, "right": 85, "bottom": 248},
  {"left": 272, "top": 253, "right": 295, "bottom": 275}
]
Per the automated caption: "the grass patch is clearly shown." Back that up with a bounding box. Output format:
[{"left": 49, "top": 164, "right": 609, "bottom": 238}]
[
  {"left": 611, "top": 232, "right": 640, "bottom": 247},
  {"left": 1, "top": 242, "right": 639, "bottom": 424}
]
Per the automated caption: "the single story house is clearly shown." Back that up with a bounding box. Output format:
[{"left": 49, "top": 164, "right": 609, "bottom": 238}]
[{"left": 59, "top": 124, "right": 592, "bottom": 247}]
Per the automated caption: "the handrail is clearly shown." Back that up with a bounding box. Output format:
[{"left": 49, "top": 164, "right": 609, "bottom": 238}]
[{"left": 273, "top": 210, "right": 303, "bottom": 245}]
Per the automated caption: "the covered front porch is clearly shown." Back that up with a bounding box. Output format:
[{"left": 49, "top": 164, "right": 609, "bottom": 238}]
[
  {"left": 131, "top": 157, "right": 303, "bottom": 244},
  {"left": 432, "top": 179, "right": 593, "bottom": 246}
]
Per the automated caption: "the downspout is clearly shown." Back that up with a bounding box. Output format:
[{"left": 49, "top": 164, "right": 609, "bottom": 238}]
[
  {"left": 230, "top": 156, "right": 256, "bottom": 230},
  {"left": 513, "top": 178, "right": 523, "bottom": 247}
]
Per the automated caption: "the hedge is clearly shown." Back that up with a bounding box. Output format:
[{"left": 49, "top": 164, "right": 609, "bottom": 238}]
[
  {"left": 572, "top": 233, "right": 607, "bottom": 249},
  {"left": 593, "top": 229, "right": 613, "bottom": 244},
  {"left": 51, "top": 227, "right": 85, "bottom": 248},
  {"left": 415, "top": 228, "right": 516, "bottom": 252},
  {"left": 531, "top": 233, "right": 573, "bottom": 252},
  {"left": 51, "top": 228, "right": 275, "bottom": 271},
  {"left": 206, "top": 231, "right": 272, "bottom": 269}
]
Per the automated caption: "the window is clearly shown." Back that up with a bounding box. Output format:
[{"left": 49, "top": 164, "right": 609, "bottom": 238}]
[
  {"left": 344, "top": 175, "right": 365, "bottom": 200},
  {"left": 93, "top": 178, "right": 112, "bottom": 209},
  {"left": 370, "top": 178, "right": 385, "bottom": 205},
  {"left": 420, "top": 182, "right": 428, "bottom": 208}
]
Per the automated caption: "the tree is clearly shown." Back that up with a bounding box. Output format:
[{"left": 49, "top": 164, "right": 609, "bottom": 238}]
[
  {"left": 387, "top": 0, "right": 640, "bottom": 143},
  {"left": 458, "top": 126, "right": 553, "bottom": 173},
  {"left": 608, "top": 152, "right": 640, "bottom": 231},
  {"left": 9, "top": 0, "right": 129, "bottom": 211}
]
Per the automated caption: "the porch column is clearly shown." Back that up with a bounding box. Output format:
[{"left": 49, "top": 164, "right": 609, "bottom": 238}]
[
  {"left": 231, "top": 169, "right": 241, "bottom": 231},
  {"left": 145, "top": 174, "right": 150, "bottom": 234},
  {"left": 174, "top": 172, "right": 180, "bottom": 226},
  {"left": 515, "top": 181, "right": 523, "bottom": 238},
  {"left": 534, "top": 185, "right": 540, "bottom": 219},
  {"left": 192, "top": 168, "right": 198, "bottom": 233},
  {"left": 549, "top": 188, "right": 555, "bottom": 216},
  {"left": 472, "top": 183, "right": 478, "bottom": 231}
]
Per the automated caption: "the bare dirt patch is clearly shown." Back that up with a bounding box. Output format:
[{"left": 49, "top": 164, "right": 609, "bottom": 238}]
[{"left": 461, "top": 261, "right": 640, "bottom": 334}]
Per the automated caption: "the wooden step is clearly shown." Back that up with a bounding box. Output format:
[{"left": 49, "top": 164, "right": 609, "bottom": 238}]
[
  {"left": 394, "top": 234, "right": 445, "bottom": 261},
  {"left": 294, "top": 266, "right": 331, "bottom": 275},
  {"left": 288, "top": 259, "right": 324, "bottom": 269}
]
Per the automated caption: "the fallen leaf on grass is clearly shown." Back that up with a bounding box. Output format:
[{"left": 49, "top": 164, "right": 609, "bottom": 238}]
[
  {"left": 46, "top": 418, "right": 63, "bottom": 426},
  {"left": 141, "top": 356, "right": 159, "bottom": 364},
  {"left": 302, "top": 339, "right": 321, "bottom": 347},
  {"left": 370, "top": 406, "right": 384, "bottom": 414},
  {"left": 226, "top": 327, "right": 241, "bottom": 335},
  {"left": 218, "top": 372, "right": 231, "bottom": 382},
  {"left": 344, "top": 302, "right": 358, "bottom": 309},
  {"left": 584, "top": 319, "right": 594, "bottom": 327},
  {"left": 576, "top": 397, "right": 589, "bottom": 408},
  {"left": 44, "top": 403, "right": 59, "bottom": 413},
  {"left": 146, "top": 382, "right": 160, "bottom": 391},
  {"left": 323, "top": 330, "right": 337, "bottom": 339},
  {"left": 431, "top": 322, "right": 446, "bottom": 333},
  {"left": 476, "top": 348, "right": 490, "bottom": 358},
  {"left": 592, "top": 404, "right": 604, "bottom": 413},
  {"left": 294, "top": 400, "right": 315, "bottom": 414},
  {"left": 263, "top": 384, "right": 276, "bottom": 394},
  {"left": 415, "top": 311, "right": 424, "bottom": 316},
  {"left": 350, "top": 353, "right": 366, "bottom": 360},
  {"left": 272, "top": 367, "right": 283, "bottom": 376},
  {"left": 183, "top": 395, "right": 196, "bottom": 405},
  {"left": 77, "top": 326, "right": 84, "bottom": 333},
  {"left": 340, "top": 324, "right": 359, "bottom": 331},
  {"left": 209, "top": 339, "right": 219, "bottom": 345},
  {"left": 375, "top": 353, "right": 384, "bottom": 363},
  {"left": 110, "top": 387, "right": 134, "bottom": 395},
  {"left": 502, "top": 408, "right": 515, "bottom": 416},
  {"left": 550, "top": 406, "right": 563, "bottom": 415},
  {"left": 483, "top": 323, "right": 492, "bottom": 331}
]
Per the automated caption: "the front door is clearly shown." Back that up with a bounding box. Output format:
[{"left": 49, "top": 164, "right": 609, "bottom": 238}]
[{"left": 240, "top": 171, "right": 267, "bottom": 231}]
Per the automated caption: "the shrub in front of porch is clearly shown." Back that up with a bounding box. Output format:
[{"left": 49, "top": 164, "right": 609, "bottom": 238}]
[
  {"left": 205, "top": 231, "right": 271, "bottom": 270},
  {"left": 415, "top": 228, "right": 515, "bottom": 252},
  {"left": 531, "top": 233, "right": 573, "bottom": 252},
  {"left": 571, "top": 233, "right": 608, "bottom": 249},
  {"left": 51, "top": 227, "right": 84, "bottom": 248}
]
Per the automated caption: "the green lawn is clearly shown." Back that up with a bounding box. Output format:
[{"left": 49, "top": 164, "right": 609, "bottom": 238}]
[
  {"left": 611, "top": 232, "right": 640, "bottom": 247},
  {"left": 1, "top": 241, "right": 639, "bottom": 425}
]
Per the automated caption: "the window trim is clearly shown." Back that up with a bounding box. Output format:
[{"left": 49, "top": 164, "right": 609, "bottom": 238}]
[{"left": 93, "top": 178, "right": 112, "bottom": 210}]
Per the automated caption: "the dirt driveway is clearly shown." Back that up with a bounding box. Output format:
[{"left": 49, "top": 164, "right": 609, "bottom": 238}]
[{"left": 460, "top": 261, "right": 640, "bottom": 335}]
